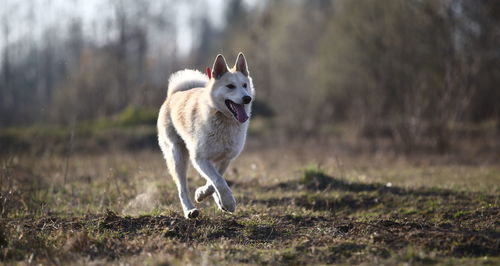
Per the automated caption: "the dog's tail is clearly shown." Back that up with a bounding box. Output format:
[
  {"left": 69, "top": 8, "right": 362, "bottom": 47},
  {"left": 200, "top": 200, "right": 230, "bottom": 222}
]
[{"left": 167, "top": 69, "right": 208, "bottom": 97}]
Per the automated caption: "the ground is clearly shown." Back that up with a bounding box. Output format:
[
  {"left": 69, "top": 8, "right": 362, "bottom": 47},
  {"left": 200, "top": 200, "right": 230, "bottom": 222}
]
[{"left": 1, "top": 144, "right": 499, "bottom": 265}]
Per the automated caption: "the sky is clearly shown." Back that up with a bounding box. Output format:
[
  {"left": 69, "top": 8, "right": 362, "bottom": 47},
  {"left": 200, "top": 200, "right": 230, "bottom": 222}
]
[{"left": 0, "top": 0, "right": 258, "bottom": 56}]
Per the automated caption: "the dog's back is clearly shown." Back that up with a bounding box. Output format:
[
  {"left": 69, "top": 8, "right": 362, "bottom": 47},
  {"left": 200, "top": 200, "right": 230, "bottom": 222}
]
[{"left": 167, "top": 69, "right": 208, "bottom": 97}]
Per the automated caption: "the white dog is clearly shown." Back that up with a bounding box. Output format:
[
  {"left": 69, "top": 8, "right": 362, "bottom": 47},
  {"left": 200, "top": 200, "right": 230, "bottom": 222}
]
[{"left": 157, "top": 53, "right": 254, "bottom": 218}]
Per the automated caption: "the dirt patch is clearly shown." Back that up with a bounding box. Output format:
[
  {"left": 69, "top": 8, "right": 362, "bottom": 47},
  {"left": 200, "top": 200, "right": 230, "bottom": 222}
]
[
  {"left": 1, "top": 154, "right": 499, "bottom": 264},
  {"left": 2, "top": 204, "right": 499, "bottom": 264}
]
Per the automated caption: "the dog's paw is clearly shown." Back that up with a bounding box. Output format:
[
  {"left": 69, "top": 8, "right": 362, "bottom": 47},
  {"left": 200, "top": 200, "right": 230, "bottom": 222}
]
[
  {"left": 184, "top": 208, "right": 200, "bottom": 219},
  {"left": 222, "top": 196, "right": 236, "bottom": 213},
  {"left": 214, "top": 190, "right": 236, "bottom": 213},
  {"left": 195, "top": 185, "right": 214, "bottom": 203}
]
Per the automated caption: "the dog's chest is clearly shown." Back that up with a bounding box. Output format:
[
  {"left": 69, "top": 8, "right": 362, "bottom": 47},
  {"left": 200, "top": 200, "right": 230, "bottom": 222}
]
[{"left": 201, "top": 116, "right": 246, "bottom": 160}]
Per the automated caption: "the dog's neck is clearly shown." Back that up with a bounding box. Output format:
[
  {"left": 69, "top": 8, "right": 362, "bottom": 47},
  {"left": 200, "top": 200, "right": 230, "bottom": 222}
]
[
  {"left": 211, "top": 107, "right": 243, "bottom": 127},
  {"left": 214, "top": 110, "right": 236, "bottom": 123}
]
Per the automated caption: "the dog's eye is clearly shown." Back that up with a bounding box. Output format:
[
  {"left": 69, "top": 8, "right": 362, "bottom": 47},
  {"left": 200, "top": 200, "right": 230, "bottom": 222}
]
[
  {"left": 242, "top": 83, "right": 247, "bottom": 88},
  {"left": 226, "top": 84, "right": 236, "bottom": 89}
]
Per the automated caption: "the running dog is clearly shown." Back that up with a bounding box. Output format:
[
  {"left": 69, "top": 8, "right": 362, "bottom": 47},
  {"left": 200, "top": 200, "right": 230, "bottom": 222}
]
[{"left": 157, "top": 53, "right": 254, "bottom": 218}]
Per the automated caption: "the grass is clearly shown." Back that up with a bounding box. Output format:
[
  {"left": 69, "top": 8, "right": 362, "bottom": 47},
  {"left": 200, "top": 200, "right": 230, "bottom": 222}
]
[
  {"left": 0, "top": 106, "right": 159, "bottom": 155},
  {"left": 0, "top": 145, "right": 499, "bottom": 265}
]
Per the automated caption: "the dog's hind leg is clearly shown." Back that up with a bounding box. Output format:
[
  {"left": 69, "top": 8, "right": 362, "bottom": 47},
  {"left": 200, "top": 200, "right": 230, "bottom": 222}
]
[
  {"left": 194, "top": 182, "right": 214, "bottom": 203},
  {"left": 160, "top": 136, "right": 199, "bottom": 219},
  {"left": 194, "top": 159, "right": 230, "bottom": 203}
]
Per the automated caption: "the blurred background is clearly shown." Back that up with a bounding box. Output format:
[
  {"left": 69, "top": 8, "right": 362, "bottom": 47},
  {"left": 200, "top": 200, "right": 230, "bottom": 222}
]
[
  {"left": 2, "top": 2, "right": 500, "bottom": 263},
  {"left": 0, "top": 0, "right": 499, "bottom": 156}
]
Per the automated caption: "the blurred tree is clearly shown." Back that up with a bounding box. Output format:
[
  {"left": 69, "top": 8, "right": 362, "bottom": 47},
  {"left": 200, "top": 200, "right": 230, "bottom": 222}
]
[
  {"left": 0, "top": 0, "right": 178, "bottom": 126},
  {"left": 49, "top": 0, "right": 177, "bottom": 124},
  {"left": 458, "top": 0, "right": 500, "bottom": 125},
  {"left": 221, "top": 1, "right": 333, "bottom": 139},
  {"left": 316, "top": 0, "right": 498, "bottom": 151},
  {"left": 188, "top": 0, "right": 220, "bottom": 69},
  {"left": 1, "top": 13, "right": 12, "bottom": 126},
  {"left": 1, "top": 0, "right": 498, "bottom": 153}
]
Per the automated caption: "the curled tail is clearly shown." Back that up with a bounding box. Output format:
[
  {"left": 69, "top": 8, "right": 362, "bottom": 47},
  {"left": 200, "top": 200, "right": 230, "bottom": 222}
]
[{"left": 167, "top": 69, "right": 208, "bottom": 97}]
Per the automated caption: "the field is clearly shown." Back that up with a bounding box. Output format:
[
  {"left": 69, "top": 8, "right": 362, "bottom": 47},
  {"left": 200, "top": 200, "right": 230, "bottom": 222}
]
[
  {"left": 2, "top": 0, "right": 500, "bottom": 264},
  {"left": 1, "top": 140, "right": 500, "bottom": 265}
]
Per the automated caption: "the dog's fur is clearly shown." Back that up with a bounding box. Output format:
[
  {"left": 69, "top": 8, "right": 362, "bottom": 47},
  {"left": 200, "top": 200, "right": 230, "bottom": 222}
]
[{"left": 157, "top": 53, "right": 254, "bottom": 218}]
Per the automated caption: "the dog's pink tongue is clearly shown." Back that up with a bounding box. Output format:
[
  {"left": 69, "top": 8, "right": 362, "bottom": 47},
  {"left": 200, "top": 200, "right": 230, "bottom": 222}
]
[{"left": 233, "top": 103, "right": 249, "bottom": 123}]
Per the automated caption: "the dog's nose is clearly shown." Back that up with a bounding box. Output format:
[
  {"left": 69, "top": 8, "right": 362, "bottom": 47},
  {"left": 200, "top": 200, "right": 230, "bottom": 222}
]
[{"left": 242, "top": 96, "right": 252, "bottom": 104}]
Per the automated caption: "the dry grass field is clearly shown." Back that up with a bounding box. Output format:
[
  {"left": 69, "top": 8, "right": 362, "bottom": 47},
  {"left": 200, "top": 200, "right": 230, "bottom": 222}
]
[
  {"left": 1, "top": 141, "right": 499, "bottom": 265},
  {"left": 2, "top": 1, "right": 499, "bottom": 264}
]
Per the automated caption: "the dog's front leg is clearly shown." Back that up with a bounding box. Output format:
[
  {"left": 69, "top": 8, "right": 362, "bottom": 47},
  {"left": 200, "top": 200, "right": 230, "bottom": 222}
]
[
  {"left": 191, "top": 157, "right": 236, "bottom": 212},
  {"left": 195, "top": 159, "right": 230, "bottom": 203}
]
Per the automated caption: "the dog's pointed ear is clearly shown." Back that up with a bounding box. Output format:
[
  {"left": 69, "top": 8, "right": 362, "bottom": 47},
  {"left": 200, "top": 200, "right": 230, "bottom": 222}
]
[
  {"left": 212, "top": 54, "right": 228, "bottom": 79},
  {"left": 235, "top": 52, "right": 249, "bottom": 76}
]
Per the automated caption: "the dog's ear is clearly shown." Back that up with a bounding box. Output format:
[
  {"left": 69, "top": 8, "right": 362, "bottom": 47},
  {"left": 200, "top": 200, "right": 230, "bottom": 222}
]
[
  {"left": 235, "top": 52, "right": 249, "bottom": 76},
  {"left": 212, "top": 54, "right": 228, "bottom": 79}
]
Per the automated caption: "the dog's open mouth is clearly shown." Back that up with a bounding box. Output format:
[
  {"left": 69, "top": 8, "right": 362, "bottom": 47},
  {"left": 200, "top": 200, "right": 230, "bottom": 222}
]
[{"left": 225, "top": 100, "right": 249, "bottom": 123}]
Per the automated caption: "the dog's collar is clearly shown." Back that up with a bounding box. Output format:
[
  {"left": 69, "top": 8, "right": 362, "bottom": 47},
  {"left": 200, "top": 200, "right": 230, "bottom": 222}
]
[{"left": 206, "top": 67, "right": 212, "bottom": 80}]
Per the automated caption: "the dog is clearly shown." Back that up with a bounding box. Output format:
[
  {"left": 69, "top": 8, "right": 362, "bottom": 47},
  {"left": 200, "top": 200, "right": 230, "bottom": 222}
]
[{"left": 157, "top": 53, "right": 254, "bottom": 218}]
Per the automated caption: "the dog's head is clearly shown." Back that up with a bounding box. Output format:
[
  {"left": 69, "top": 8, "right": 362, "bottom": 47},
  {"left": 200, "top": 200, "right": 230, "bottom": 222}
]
[{"left": 209, "top": 53, "right": 254, "bottom": 123}]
